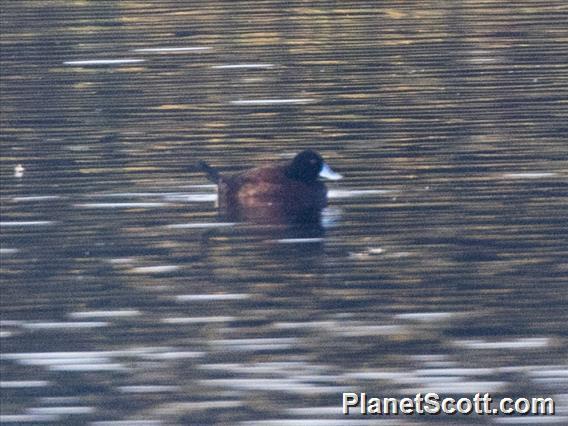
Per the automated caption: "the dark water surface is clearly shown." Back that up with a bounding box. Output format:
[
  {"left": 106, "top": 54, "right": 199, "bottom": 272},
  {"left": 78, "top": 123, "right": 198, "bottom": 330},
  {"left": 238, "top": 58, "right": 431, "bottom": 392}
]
[{"left": 1, "top": 1, "right": 567, "bottom": 424}]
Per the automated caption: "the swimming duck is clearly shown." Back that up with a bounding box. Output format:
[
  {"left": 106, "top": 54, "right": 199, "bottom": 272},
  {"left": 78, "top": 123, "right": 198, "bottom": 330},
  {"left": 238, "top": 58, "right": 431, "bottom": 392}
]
[{"left": 198, "top": 150, "right": 342, "bottom": 220}]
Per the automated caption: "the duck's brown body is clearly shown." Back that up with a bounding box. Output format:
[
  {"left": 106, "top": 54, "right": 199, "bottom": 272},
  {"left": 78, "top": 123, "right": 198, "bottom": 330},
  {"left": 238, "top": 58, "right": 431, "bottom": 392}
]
[
  {"left": 217, "top": 163, "right": 327, "bottom": 212},
  {"left": 198, "top": 150, "right": 341, "bottom": 223}
]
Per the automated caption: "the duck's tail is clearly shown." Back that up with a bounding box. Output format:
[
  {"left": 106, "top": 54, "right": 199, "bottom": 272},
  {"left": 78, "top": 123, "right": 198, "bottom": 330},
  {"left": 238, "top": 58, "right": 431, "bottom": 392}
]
[{"left": 197, "top": 160, "right": 221, "bottom": 183}]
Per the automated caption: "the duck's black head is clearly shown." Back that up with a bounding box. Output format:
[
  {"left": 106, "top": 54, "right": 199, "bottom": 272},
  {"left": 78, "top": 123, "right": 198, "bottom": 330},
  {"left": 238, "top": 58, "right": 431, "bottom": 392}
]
[{"left": 285, "top": 150, "right": 342, "bottom": 183}]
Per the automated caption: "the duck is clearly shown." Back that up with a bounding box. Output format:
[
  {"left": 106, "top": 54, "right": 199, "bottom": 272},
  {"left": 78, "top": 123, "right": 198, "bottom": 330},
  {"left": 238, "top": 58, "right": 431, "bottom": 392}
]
[{"left": 198, "top": 150, "right": 342, "bottom": 221}]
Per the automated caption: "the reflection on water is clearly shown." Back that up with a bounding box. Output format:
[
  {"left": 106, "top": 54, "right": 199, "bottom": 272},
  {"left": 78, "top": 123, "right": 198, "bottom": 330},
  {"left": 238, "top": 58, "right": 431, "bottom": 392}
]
[{"left": 1, "top": 0, "right": 567, "bottom": 424}]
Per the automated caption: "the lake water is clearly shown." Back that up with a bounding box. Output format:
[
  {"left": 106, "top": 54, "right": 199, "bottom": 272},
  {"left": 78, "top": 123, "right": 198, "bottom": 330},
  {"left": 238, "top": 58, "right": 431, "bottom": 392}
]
[{"left": 1, "top": 1, "right": 567, "bottom": 424}]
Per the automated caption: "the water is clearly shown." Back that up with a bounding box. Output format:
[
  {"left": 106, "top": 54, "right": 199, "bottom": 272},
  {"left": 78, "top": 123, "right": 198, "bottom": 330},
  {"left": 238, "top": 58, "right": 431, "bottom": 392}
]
[{"left": 1, "top": 1, "right": 567, "bottom": 424}]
